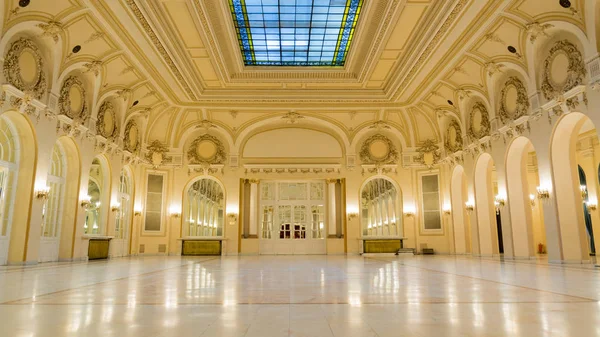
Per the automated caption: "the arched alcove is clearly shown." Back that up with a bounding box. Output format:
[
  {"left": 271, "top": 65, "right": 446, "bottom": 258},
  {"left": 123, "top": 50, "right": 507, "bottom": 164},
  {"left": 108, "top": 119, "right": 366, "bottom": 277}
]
[
  {"left": 451, "top": 165, "right": 469, "bottom": 254},
  {"left": 474, "top": 153, "right": 499, "bottom": 256},
  {"left": 183, "top": 176, "right": 225, "bottom": 238},
  {"left": 359, "top": 177, "right": 403, "bottom": 237}
]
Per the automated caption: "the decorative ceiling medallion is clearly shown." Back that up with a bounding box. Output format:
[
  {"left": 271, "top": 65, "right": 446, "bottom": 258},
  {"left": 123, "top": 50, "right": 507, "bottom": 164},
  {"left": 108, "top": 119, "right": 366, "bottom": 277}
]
[
  {"left": 359, "top": 134, "right": 399, "bottom": 165},
  {"left": 96, "top": 101, "right": 118, "bottom": 139},
  {"left": 498, "top": 77, "right": 529, "bottom": 123},
  {"left": 124, "top": 120, "right": 140, "bottom": 153},
  {"left": 187, "top": 134, "right": 226, "bottom": 165},
  {"left": 416, "top": 139, "right": 441, "bottom": 169},
  {"left": 541, "top": 40, "right": 586, "bottom": 100},
  {"left": 445, "top": 120, "right": 463, "bottom": 153},
  {"left": 3, "top": 38, "right": 47, "bottom": 99},
  {"left": 59, "top": 76, "right": 88, "bottom": 121},
  {"left": 468, "top": 102, "right": 490, "bottom": 140},
  {"left": 145, "top": 140, "right": 171, "bottom": 168}
]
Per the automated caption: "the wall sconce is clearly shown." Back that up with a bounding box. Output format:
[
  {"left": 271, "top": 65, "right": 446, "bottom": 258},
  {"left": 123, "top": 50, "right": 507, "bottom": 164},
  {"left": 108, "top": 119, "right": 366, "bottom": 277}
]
[
  {"left": 134, "top": 204, "right": 142, "bottom": 216},
  {"left": 529, "top": 194, "right": 536, "bottom": 207},
  {"left": 536, "top": 186, "right": 550, "bottom": 200},
  {"left": 580, "top": 185, "right": 588, "bottom": 200},
  {"left": 35, "top": 186, "right": 50, "bottom": 200},
  {"left": 404, "top": 210, "right": 415, "bottom": 217},
  {"left": 111, "top": 203, "right": 121, "bottom": 213},
  {"left": 169, "top": 205, "right": 181, "bottom": 218},
  {"left": 347, "top": 212, "right": 358, "bottom": 221},
  {"left": 443, "top": 208, "right": 451, "bottom": 216},
  {"left": 494, "top": 196, "right": 505, "bottom": 209},
  {"left": 227, "top": 213, "right": 238, "bottom": 225},
  {"left": 465, "top": 201, "right": 475, "bottom": 213},
  {"left": 80, "top": 196, "right": 92, "bottom": 209},
  {"left": 587, "top": 202, "right": 597, "bottom": 211}
]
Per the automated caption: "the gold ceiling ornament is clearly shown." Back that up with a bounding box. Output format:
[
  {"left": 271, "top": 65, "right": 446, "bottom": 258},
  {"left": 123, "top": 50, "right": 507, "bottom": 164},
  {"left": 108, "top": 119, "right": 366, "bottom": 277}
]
[
  {"left": 115, "top": 89, "right": 132, "bottom": 101},
  {"left": 85, "top": 31, "right": 105, "bottom": 44},
  {"left": 416, "top": 139, "right": 441, "bottom": 169},
  {"left": 145, "top": 140, "right": 171, "bottom": 168},
  {"left": 3, "top": 38, "right": 47, "bottom": 100},
  {"left": 541, "top": 40, "right": 586, "bottom": 101},
  {"left": 187, "top": 134, "right": 227, "bottom": 165},
  {"left": 59, "top": 76, "right": 89, "bottom": 122},
  {"left": 526, "top": 22, "right": 554, "bottom": 43},
  {"left": 123, "top": 119, "right": 140, "bottom": 153},
  {"left": 195, "top": 119, "right": 217, "bottom": 130},
  {"left": 83, "top": 60, "right": 103, "bottom": 76},
  {"left": 96, "top": 101, "right": 118, "bottom": 139},
  {"left": 498, "top": 77, "right": 529, "bottom": 123},
  {"left": 369, "top": 120, "right": 392, "bottom": 130},
  {"left": 282, "top": 111, "right": 304, "bottom": 124},
  {"left": 359, "top": 134, "right": 399, "bottom": 165},
  {"left": 468, "top": 102, "right": 491, "bottom": 140},
  {"left": 445, "top": 120, "right": 463, "bottom": 153},
  {"left": 484, "top": 62, "right": 505, "bottom": 77},
  {"left": 36, "top": 21, "right": 64, "bottom": 43}
]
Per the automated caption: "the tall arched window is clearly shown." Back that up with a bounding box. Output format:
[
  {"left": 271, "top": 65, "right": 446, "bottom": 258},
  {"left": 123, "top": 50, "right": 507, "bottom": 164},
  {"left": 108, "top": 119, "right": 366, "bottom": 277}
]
[
  {"left": 41, "top": 143, "right": 66, "bottom": 237},
  {"left": 115, "top": 170, "right": 132, "bottom": 239},
  {"left": 0, "top": 117, "right": 17, "bottom": 240},
  {"left": 360, "top": 178, "right": 401, "bottom": 237},
  {"left": 84, "top": 158, "right": 106, "bottom": 235},
  {"left": 185, "top": 179, "right": 224, "bottom": 237}
]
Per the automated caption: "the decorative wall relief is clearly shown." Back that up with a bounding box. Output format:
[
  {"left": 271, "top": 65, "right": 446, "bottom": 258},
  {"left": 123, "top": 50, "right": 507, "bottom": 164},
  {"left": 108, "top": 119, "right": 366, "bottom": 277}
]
[
  {"left": 3, "top": 38, "right": 47, "bottom": 99},
  {"left": 444, "top": 120, "right": 463, "bottom": 153},
  {"left": 416, "top": 139, "right": 441, "bottom": 169},
  {"left": 541, "top": 40, "right": 586, "bottom": 100},
  {"left": 187, "top": 134, "right": 227, "bottom": 165},
  {"left": 59, "top": 76, "right": 89, "bottom": 122},
  {"left": 468, "top": 102, "right": 491, "bottom": 140},
  {"left": 123, "top": 120, "right": 140, "bottom": 153},
  {"left": 498, "top": 77, "right": 529, "bottom": 122},
  {"left": 96, "top": 101, "right": 118, "bottom": 139},
  {"left": 359, "top": 134, "right": 399, "bottom": 165},
  {"left": 145, "top": 140, "right": 171, "bottom": 168}
]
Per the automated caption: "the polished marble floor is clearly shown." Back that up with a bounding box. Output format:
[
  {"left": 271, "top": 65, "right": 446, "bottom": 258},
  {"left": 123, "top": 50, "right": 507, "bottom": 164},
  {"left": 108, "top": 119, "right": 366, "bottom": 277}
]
[{"left": 1, "top": 255, "right": 599, "bottom": 336}]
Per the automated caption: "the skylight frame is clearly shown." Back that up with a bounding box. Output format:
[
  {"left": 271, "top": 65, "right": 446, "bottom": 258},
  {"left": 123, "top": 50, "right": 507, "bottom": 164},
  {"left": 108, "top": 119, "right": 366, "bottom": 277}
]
[{"left": 228, "top": 0, "right": 364, "bottom": 67}]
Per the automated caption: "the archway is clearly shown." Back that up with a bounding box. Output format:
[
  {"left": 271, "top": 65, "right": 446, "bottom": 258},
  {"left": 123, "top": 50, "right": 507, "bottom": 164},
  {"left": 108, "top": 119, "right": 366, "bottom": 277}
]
[
  {"left": 450, "top": 165, "right": 470, "bottom": 254},
  {"left": 474, "top": 153, "right": 500, "bottom": 256},
  {"left": 84, "top": 155, "right": 111, "bottom": 235},
  {"left": 183, "top": 177, "right": 225, "bottom": 238},
  {"left": 505, "top": 137, "right": 546, "bottom": 259},
  {"left": 359, "top": 177, "right": 402, "bottom": 237},
  {"left": 550, "top": 112, "right": 597, "bottom": 262},
  {"left": 55, "top": 137, "right": 81, "bottom": 261},
  {"left": 112, "top": 167, "right": 133, "bottom": 257},
  {"left": 579, "top": 166, "right": 596, "bottom": 255},
  {"left": 0, "top": 111, "right": 37, "bottom": 265}
]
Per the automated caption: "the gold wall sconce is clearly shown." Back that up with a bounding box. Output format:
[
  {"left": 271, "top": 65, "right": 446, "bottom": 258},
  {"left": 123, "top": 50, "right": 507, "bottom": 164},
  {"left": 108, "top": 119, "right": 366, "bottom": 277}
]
[
  {"left": 465, "top": 201, "right": 475, "bottom": 213},
  {"left": 347, "top": 212, "right": 358, "bottom": 221},
  {"left": 529, "top": 194, "right": 536, "bottom": 207},
  {"left": 35, "top": 186, "right": 50, "bottom": 200},
  {"left": 227, "top": 213, "right": 238, "bottom": 225},
  {"left": 536, "top": 186, "right": 550, "bottom": 200},
  {"left": 80, "top": 196, "right": 92, "bottom": 209}
]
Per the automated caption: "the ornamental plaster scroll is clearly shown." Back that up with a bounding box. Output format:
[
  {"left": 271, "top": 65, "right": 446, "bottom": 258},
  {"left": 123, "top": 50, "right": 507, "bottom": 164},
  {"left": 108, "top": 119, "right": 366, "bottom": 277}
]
[
  {"left": 123, "top": 119, "right": 140, "bottom": 153},
  {"left": 541, "top": 40, "right": 586, "bottom": 101},
  {"left": 58, "top": 76, "right": 89, "bottom": 122},
  {"left": 359, "top": 134, "right": 399, "bottom": 165},
  {"left": 468, "top": 102, "right": 491, "bottom": 140},
  {"left": 416, "top": 139, "right": 441, "bottom": 169},
  {"left": 96, "top": 101, "right": 118, "bottom": 140},
  {"left": 145, "top": 140, "right": 171, "bottom": 168},
  {"left": 3, "top": 38, "right": 47, "bottom": 100},
  {"left": 498, "top": 77, "right": 529, "bottom": 123},
  {"left": 444, "top": 120, "right": 463, "bottom": 153},
  {"left": 187, "top": 134, "right": 227, "bottom": 165}
]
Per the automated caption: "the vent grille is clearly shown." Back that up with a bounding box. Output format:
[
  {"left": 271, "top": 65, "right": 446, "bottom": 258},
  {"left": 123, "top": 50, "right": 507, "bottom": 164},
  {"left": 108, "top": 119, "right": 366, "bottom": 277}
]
[
  {"left": 139, "top": 244, "right": 145, "bottom": 253},
  {"left": 158, "top": 244, "right": 167, "bottom": 253},
  {"left": 230, "top": 155, "right": 239, "bottom": 168}
]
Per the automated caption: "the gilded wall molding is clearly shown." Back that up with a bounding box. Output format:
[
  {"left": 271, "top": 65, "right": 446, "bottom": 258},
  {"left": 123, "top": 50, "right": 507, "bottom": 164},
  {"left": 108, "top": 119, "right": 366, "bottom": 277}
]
[
  {"left": 187, "top": 134, "right": 227, "bottom": 165},
  {"left": 124, "top": 119, "right": 140, "bottom": 153},
  {"left": 3, "top": 38, "right": 47, "bottom": 100},
  {"left": 145, "top": 140, "right": 171, "bottom": 168},
  {"left": 96, "top": 101, "right": 118, "bottom": 140},
  {"left": 468, "top": 102, "right": 490, "bottom": 140},
  {"left": 58, "top": 76, "right": 89, "bottom": 122},
  {"left": 444, "top": 120, "right": 463, "bottom": 153},
  {"left": 416, "top": 139, "right": 441, "bottom": 168},
  {"left": 498, "top": 76, "right": 529, "bottom": 123},
  {"left": 359, "top": 134, "right": 399, "bottom": 165},
  {"left": 541, "top": 40, "right": 586, "bottom": 100}
]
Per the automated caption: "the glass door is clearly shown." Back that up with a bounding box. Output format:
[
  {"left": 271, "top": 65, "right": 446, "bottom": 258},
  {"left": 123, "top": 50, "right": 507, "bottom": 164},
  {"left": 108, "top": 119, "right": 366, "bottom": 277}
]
[{"left": 278, "top": 205, "right": 307, "bottom": 240}]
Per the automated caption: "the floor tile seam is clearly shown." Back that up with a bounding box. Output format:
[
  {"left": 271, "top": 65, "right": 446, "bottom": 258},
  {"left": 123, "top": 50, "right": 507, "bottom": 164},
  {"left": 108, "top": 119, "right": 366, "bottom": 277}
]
[
  {"left": 364, "top": 256, "right": 599, "bottom": 302},
  {"left": 0, "top": 258, "right": 219, "bottom": 305},
  {"left": 445, "top": 255, "right": 600, "bottom": 273},
  {"left": 4, "top": 300, "right": 596, "bottom": 306}
]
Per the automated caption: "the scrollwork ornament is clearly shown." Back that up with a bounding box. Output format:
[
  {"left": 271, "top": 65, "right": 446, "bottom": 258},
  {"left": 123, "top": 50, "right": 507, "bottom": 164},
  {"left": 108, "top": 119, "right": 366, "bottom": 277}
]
[
  {"left": 541, "top": 40, "right": 586, "bottom": 100},
  {"left": 416, "top": 139, "right": 441, "bottom": 169},
  {"left": 498, "top": 77, "right": 529, "bottom": 123},
  {"left": 468, "top": 102, "right": 491, "bottom": 140},
  {"left": 145, "top": 140, "right": 171, "bottom": 168},
  {"left": 359, "top": 134, "right": 399, "bottom": 165},
  {"left": 444, "top": 120, "right": 463, "bottom": 153},
  {"left": 3, "top": 38, "right": 47, "bottom": 99},
  {"left": 96, "top": 101, "right": 118, "bottom": 139},
  {"left": 59, "top": 76, "right": 89, "bottom": 122},
  {"left": 187, "top": 134, "right": 227, "bottom": 165}
]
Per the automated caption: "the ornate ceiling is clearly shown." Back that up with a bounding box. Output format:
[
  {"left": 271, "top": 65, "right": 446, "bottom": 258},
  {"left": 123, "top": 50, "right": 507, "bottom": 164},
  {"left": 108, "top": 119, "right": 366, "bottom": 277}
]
[{"left": 0, "top": 0, "right": 589, "bottom": 151}]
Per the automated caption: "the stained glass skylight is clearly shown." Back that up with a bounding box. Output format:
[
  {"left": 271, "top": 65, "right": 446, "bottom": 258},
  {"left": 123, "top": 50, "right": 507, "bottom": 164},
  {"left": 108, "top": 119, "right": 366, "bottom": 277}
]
[{"left": 229, "top": 0, "right": 364, "bottom": 67}]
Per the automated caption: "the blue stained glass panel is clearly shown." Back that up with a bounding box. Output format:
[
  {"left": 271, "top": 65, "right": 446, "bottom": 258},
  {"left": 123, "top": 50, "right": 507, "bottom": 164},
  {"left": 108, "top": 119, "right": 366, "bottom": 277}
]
[{"left": 228, "top": 0, "right": 364, "bottom": 67}]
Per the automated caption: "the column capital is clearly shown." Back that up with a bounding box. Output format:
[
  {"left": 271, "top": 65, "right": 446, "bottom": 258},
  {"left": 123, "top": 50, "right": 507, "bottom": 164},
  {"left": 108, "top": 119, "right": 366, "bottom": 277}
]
[
  {"left": 249, "top": 179, "right": 260, "bottom": 184},
  {"left": 326, "top": 178, "right": 338, "bottom": 184}
]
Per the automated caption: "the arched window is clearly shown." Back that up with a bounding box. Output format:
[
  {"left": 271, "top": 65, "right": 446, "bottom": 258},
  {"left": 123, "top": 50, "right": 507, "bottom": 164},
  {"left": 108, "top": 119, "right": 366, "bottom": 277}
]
[
  {"left": 185, "top": 179, "right": 224, "bottom": 237},
  {"left": 84, "top": 158, "right": 106, "bottom": 235},
  {"left": 0, "top": 117, "right": 17, "bottom": 238},
  {"left": 41, "top": 143, "right": 66, "bottom": 237},
  {"left": 360, "top": 178, "right": 401, "bottom": 237},
  {"left": 114, "top": 170, "right": 132, "bottom": 239}
]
